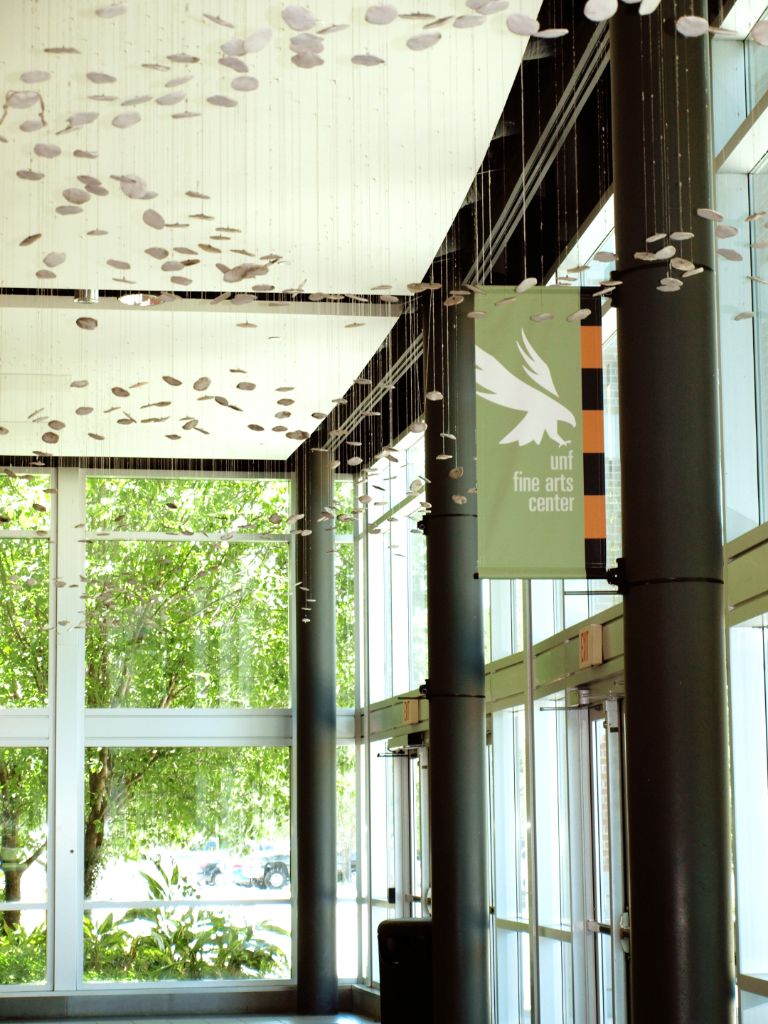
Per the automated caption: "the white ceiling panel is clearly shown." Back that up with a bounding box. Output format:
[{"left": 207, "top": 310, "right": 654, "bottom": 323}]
[
  {"left": 0, "top": 297, "right": 398, "bottom": 459},
  {"left": 0, "top": 0, "right": 540, "bottom": 296}
]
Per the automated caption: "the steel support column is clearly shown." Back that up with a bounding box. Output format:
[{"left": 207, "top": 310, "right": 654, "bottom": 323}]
[
  {"left": 295, "top": 447, "right": 337, "bottom": 1014},
  {"left": 422, "top": 282, "right": 490, "bottom": 1024},
  {"left": 610, "top": 4, "right": 734, "bottom": 1020}
]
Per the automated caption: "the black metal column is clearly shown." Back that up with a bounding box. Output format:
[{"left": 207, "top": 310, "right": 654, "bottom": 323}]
[
  {"left": 610, "top": 5, "right": 733, "bottom": 1021},
  {"left": 295, "top": 446, "right": 337, "bottom": 1014},
  {"left": 422, "top": 280, "right": 491, "bottom": 1024}
]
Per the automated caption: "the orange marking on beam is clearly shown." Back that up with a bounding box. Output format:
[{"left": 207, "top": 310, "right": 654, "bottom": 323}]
[
  {"left": 581, "top": 326, "right": 603, "bottom": 369},
  {"left": 582, "top": 409, "right": 604, "bottom": 453},
  {"left": 584, "top": 495, "right": 606, "bottom": 539}
]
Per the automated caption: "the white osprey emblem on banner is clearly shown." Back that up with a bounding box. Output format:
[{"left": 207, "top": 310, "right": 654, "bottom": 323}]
[{"left": 476, "top": 331, "right": 576, "bottom": 448}]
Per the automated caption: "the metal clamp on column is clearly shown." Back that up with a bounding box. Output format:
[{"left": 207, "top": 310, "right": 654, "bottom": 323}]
[{"left": 605, "top": 557, "right": 724, "bottom": 594}]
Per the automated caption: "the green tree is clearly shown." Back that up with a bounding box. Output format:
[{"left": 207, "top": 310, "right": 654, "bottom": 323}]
[
  {"left": 1, "top": 475, "right": 296, "bottom": 907},
  {"left": 83, "top": 476, "right": 292, "bottom": 894},
  {"left": 0, "top": 474, "right": 50, "bottom": 928},
  {"left": 84, "top": 746, "right": 291, "bottom": 897},
  {"left": 335, "top": 479, "right": 357, "bottom": 709},
  {"left": 1, "top": 471, "right": 360, "bottom": 980},
  {"left": 0, "top": 749, "right": 47, "bottom": 929}
]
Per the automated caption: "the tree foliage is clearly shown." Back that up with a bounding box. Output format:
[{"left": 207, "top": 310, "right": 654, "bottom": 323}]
[
  {"left": 85, "top": 476, "right": 291, "bottom": 710},
  {"left": 1, "top": 471, "right": 358, "bottom": 983},
  {"left": 0, "top": 473, "right": 49, "bottom": 710},
  {"left": 81, "top": 476, "right": 294, "bottom": 895},
  {"left": 0, "top": 746, "right": 48, "bottom": 929},
  {"left": 84, "top": 746, "right": 291, "bottom": 896}
]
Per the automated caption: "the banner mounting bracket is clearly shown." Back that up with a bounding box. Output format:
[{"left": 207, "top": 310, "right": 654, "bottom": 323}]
[{"left": 605, "top": 557, "right": 627, "bottom": 594}]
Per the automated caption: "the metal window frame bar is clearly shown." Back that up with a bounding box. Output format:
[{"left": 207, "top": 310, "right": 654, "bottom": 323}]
[
  {"left": 522, "top": 580, "right": 541, "bottom": 1024},
  {"left": 605, "top": 696, "right": 629, "bottom": 1024}
]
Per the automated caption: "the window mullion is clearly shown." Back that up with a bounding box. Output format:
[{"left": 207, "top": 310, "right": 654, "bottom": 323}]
[{"left": 51, "top": 466, "right": 86, "bottom": 991}]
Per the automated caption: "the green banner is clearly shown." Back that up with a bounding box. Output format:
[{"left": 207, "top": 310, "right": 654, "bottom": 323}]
[{"left": 474, "top": 286, "right": 605, "bottom": 580}]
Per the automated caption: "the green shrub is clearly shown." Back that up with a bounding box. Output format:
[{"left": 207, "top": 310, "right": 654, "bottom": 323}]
[
  {"left": 0, "top": 919, "right": 47, "bottom": 984},
  {"left": 83, "top": 861, "right": 288, "bottom": 982}
]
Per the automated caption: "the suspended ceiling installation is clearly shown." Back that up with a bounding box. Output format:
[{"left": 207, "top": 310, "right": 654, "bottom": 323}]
[
  {"left": 0, "top": 0, "right": 547, "bottom": 461},
  {"left": 0, "top": 296, "right": 398, "bottom": 459},
  {"left": 0, "top": 0, "right": 543, "bottom": 295}
]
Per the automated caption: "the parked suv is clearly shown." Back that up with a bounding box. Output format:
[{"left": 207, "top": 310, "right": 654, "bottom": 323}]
[{"left": 233, "top": 848, "right": 290, "bottom": 890}]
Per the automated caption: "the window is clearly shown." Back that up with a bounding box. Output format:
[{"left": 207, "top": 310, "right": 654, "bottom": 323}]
[
  {"left": 0, "top": 747, "right": 48, "bottom": 986},
  {"left": 337, "top": 744, "right": 359, "bottom": 978},
  {"left": 0, "top": 472, "right": 50, "bottom": 708},
  {"left": 492, "top": 707, "right": 531, "bottom": 1022},
  {"left": 85, "top": 475, "right": 291, "bottom": 709},
  {"left": 363, "top": 433, "right": 428, "bottom": 701},
  {"left": 335, "top": 479, "right": 358, "bottom": 709},
  {"left": 730, "top": 617, "right": 768, "bottom": 981},
  {"left": 367, "top": 739, "right": 396, "bottom": 984},
  {"left": 83, "top": 746, "right": 291, "bottom": 982},
  {"left": 0, "top": 468, "right": 296, "bottom": 994},
  {"left": 535, "top": 694, "right": 574, "bottom": 1023}
]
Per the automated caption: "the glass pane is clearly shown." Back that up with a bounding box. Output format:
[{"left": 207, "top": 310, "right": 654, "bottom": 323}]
[
  {"left": 336, "top": 541, "right": 356, "bottom": 708},
  {"left": 86, "top": 476, "right": 290, "bottom": 534},
  {"left": 0, "top": 748, "right": 48, "bottom": 904},
  {"left": 591, "top": 717, "right": 611, "bottom": 925},
  {"left": 564, "top": 593, "right": 590, "bottom": 630},
  {"left": 84, "top": 747, "right": 290, "bottom": 902},
  {"left": 360, "top": 901, "right": 370, "bottom": 983},
  {"left": 720, "top": 168, "right": 760, "bottom": 537},
  {"left": 0, "top": 909, "right": 47, "bottom": 986},
  {"left": 0, "top": 472, "right": 51, "bottom": 532},
  {"left": 539, "top": 937, "right": 574, "bottom": 1024},
  {"left": 369, "top": 741, "right": 394, "bottom": 902},
  {"left": 602, "top": 323, "right": 622, "bottom": 569},
  {"left": 482, "top": 580, "right": 492, "bottom": 664},
  {"left": 713, "top": 41, "right": 747, "bottom": 153},
  {"left": 743, "top": 991, "right": 768, "bottom": 1022},
  {"left": 389, "top": 518, "right": 410, "bottom": 695},
  {"left": 531, "top": 579, "right": 560, "bottom": 645},
  {"left": 729, "top": 623, "right": 768, "bottom": 974},
  {"left": 409, "top": 755, "right": 423, "bottom": 916},
  {"left": 84, "top": 903, "right": 289, "bottom": 982},
  {"left": 408, "top": 526, "right": 427, "bottom": 691},
  {"left": 86, "top": 540, "right": 289, "bottom": 708},
  {"left": 489, "top": 580, "right": 513, "bottom": 662},
  {"left": 597, "top": 931, "right": 615, "bottom": 1024},
  {"left": 535, "top": 696, "right": 571, "bottom": 929},
  {"left": 337, "top": 901, "right": 358, "bottom": 980},
  {"left": 366, "top": 530, "right": 390, "bottom": 703},
  {"left": 406, "top": 437, "right": 425, "bottom": 495},
  {"left": 334, "top": 478, "right": 356, "bottom": 536},
  {"left": 337, "top": 746, "right": 357, "bottom": 894},
  {"left": 496, "top": 928, "right": 531, "bottom": 1023},
  {"left": 748, "top": 11, "right": 768, "bottom": 112},
  {"left": 0, "top": 539, "right": 49, "bottom": 707},
  {"left": 493, "top": 708, "right": 528, "bottom": 921},
  {"left": 337, "top": 745, "right": 358, "bottom": 978}
]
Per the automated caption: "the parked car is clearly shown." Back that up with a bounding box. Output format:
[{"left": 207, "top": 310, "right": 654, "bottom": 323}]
[
  {"left": 336, "top": 850, "right": 357, "bottom": 882},
  {"left": 198, "top": 859, "right": 224, "bottom": 886},
  {"left": 233, "top": 848, "right": 290, "bottom": 890}
]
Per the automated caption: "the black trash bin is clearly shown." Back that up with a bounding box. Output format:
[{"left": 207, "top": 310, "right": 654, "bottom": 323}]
[{"left": 377, "top": 918, "right": 432, "bottom": 1022}]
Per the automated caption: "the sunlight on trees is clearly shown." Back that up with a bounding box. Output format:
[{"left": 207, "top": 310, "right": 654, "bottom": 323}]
[{"left": 1, "top": 472, "right": 360, "bottom": 984}]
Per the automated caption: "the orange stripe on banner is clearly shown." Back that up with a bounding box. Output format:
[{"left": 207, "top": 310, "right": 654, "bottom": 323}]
[
  {"left": 581, "top": 326, "right": 603, "bottom": 369},
  {"left": 582, "top": 409, "right": 604, "bottom": 453},
  {"left": 584, "top": 495, "right": 606, "bottom": 539}
]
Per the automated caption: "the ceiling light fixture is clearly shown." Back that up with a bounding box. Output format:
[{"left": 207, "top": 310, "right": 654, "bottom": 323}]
[{"left": 118, "top": 292, "right": 162, "bottom": 307}]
